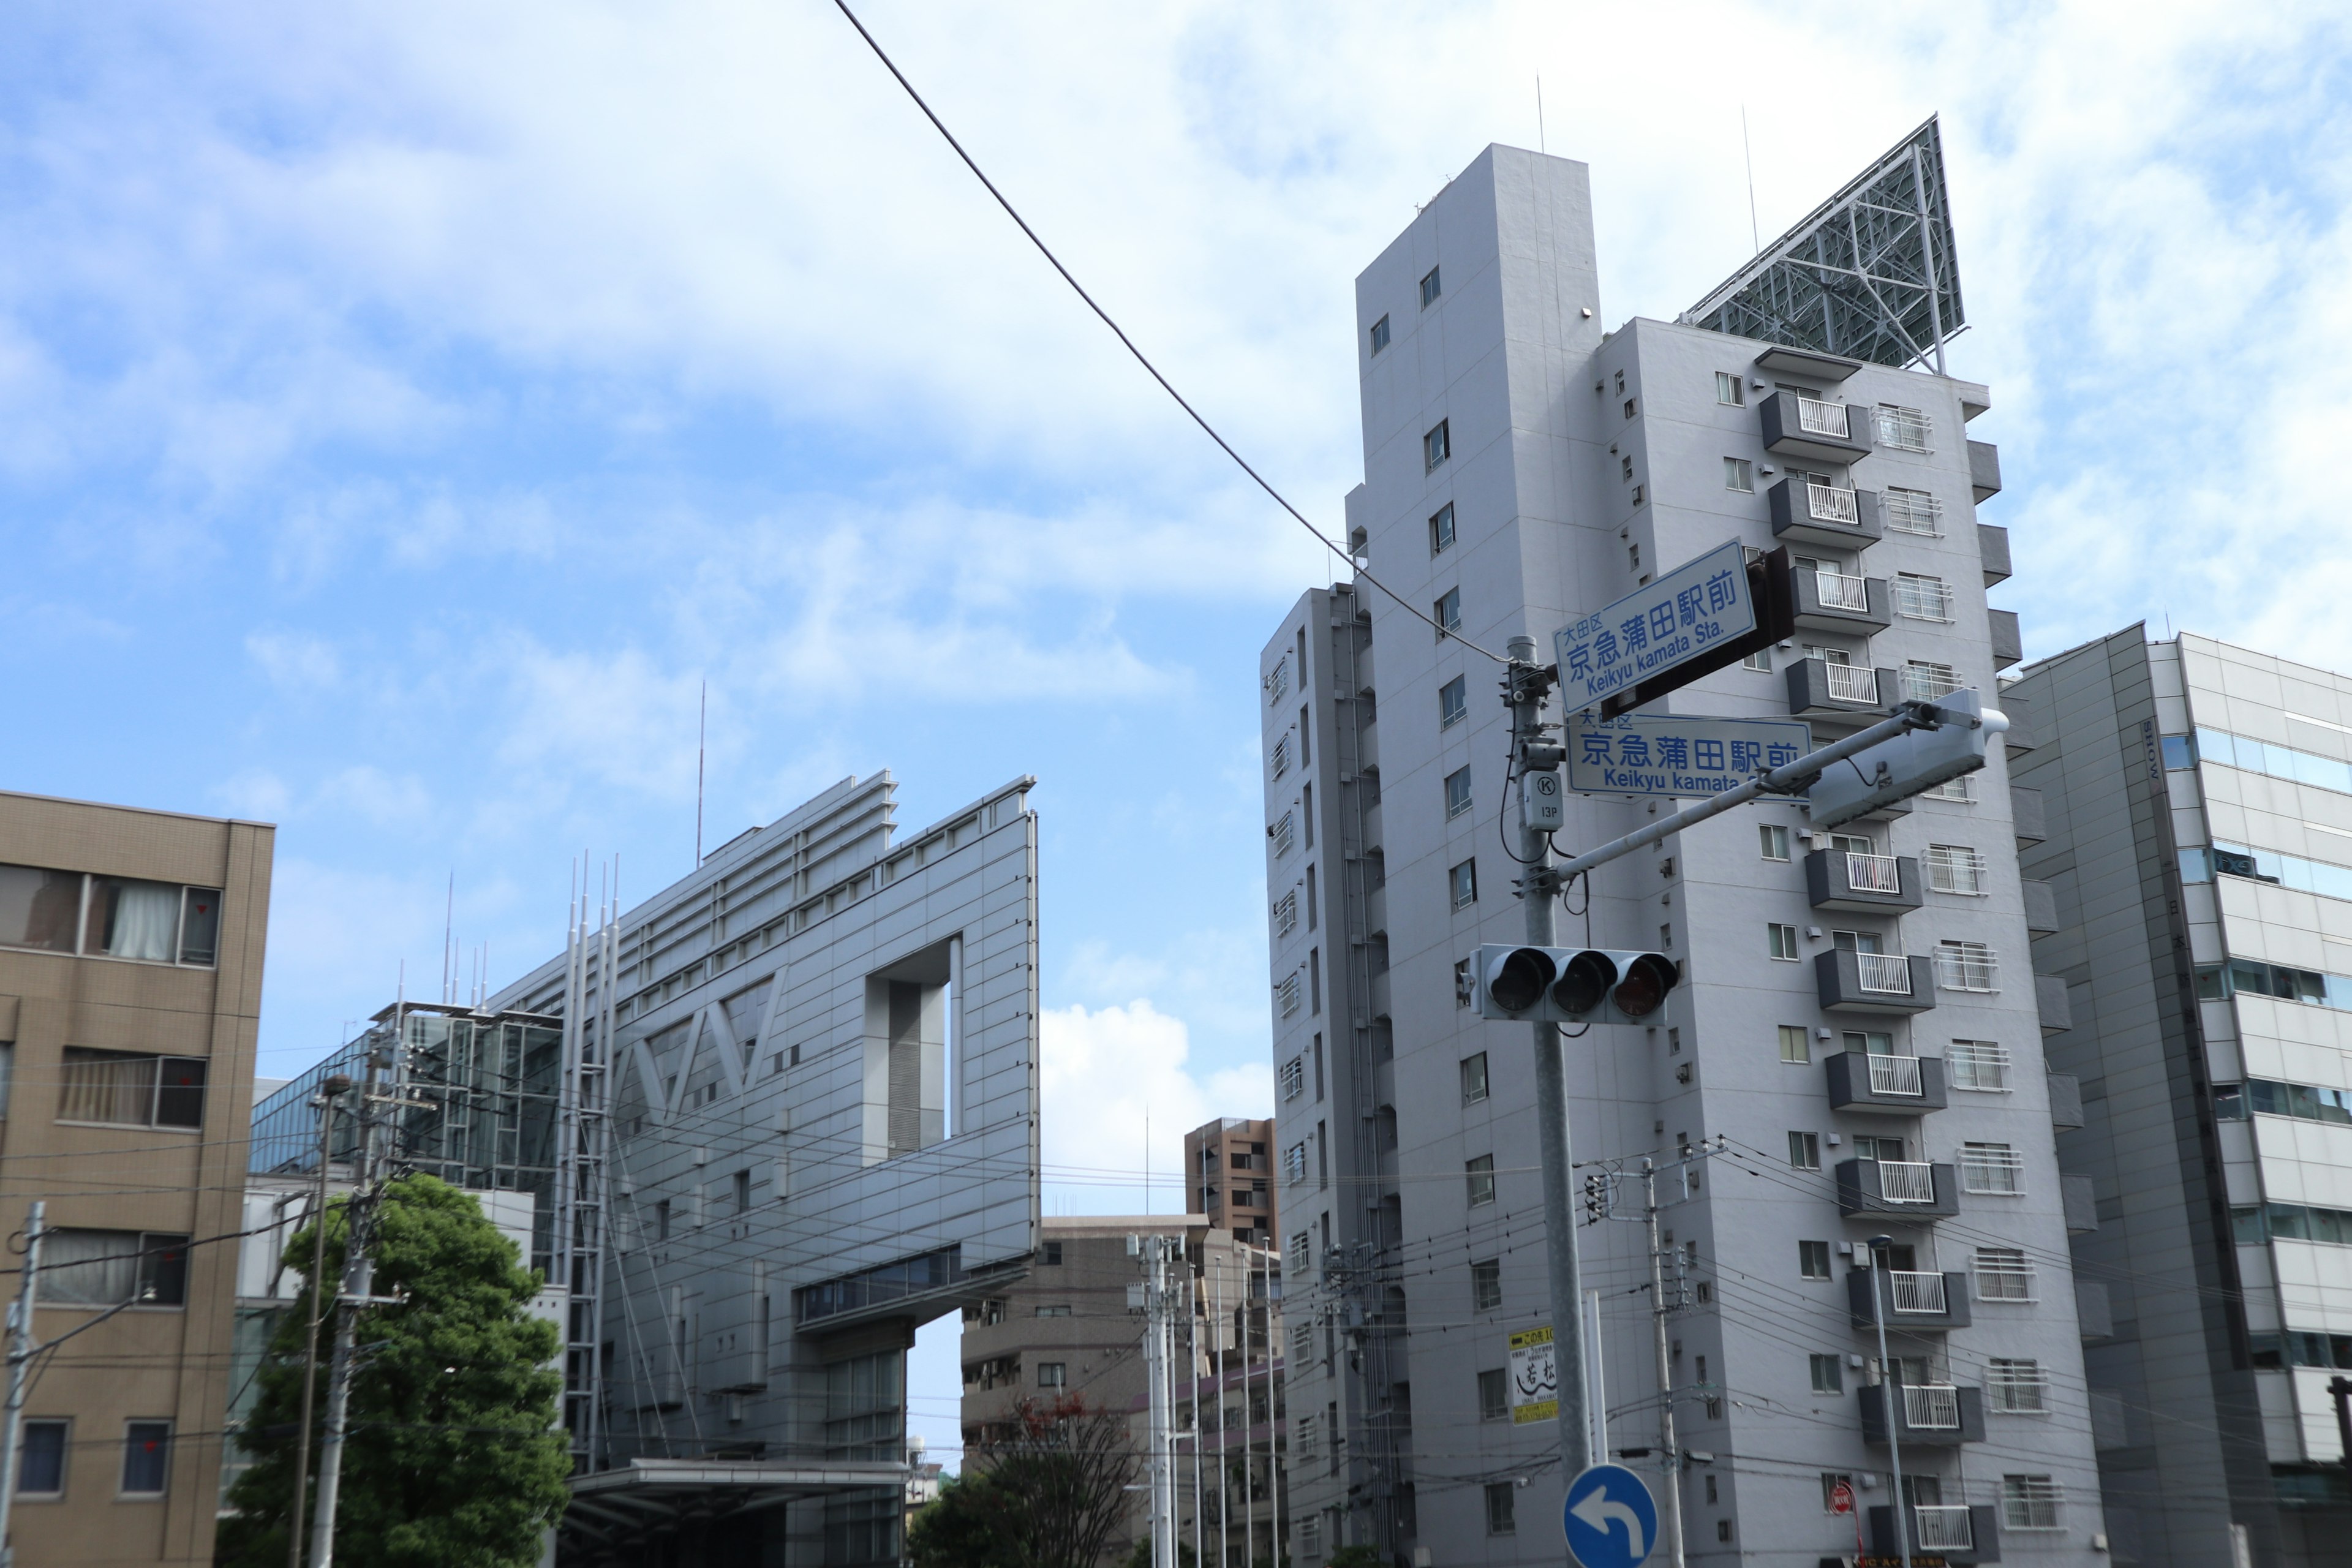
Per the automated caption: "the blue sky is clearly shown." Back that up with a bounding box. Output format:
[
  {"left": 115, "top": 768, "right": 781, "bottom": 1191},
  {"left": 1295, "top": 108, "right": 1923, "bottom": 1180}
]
[{"left": 7, "top": 0, "right": 2351, "bottom": 1464}]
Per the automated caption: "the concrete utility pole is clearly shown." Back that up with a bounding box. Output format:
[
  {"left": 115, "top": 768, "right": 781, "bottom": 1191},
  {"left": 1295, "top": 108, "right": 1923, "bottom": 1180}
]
[
  {"left": 1640, "top": 1161, "right": 1685, "bottom": 1568},
  {"left": 311, "top": 1042, "right": 393, "bottom": 1568},
  {"left": 289, "top": 1076, "right": 352, "bottom": 1568},
  {"left": 1866, "top": 1237, "right": 1914, "bottom": 1568},
  {"left": 1140, "top": 1234, "right": 1178, "bottom": 1568},
  {"left": 0, "top": 1201, "right": 47, "bottom": 1568},
  {"left": 1261, "top": 1243, "right": 1284, "bottom": 1568},
  {"left": 1504, "top": 636, "right": 1591, "bottom": 1482}
]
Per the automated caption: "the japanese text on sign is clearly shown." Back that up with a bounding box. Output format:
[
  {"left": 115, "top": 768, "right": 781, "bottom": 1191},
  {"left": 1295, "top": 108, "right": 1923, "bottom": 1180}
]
[
  {"left": 1552, "top": 543, "right": 1757, "bottom": 709},
  {"left": 1566, "top": 714, "right": 1814, "bottom": 799},
  {"left": 1509, "top": 1325, "right": 1558, "bottom": 1425}
]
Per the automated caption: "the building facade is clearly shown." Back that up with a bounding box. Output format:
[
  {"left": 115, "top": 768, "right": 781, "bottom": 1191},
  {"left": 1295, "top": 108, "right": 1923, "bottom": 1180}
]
[
  {"left": 1186, "top": 1115, "right": 1280, "bottom": 1251},
  {"left": 2010, "top": 629, "right": 2352, "bottom": 1566},
  {"left": 1262, "top": 140, "right": 2108, "bottom": 1563},
  {"left": 0, "top": 790, "right": 273, "bottom": 1567}
]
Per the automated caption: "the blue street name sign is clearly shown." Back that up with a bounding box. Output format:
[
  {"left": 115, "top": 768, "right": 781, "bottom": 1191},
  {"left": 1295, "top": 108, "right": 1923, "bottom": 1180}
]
[
  {"left": 1566, "top": 713, "right": 1814, "bottom": 799},
  {"left": 1564, "top": 1463, "right": 1660, "bottom": 1568},
  {"left": 1552, "top": 541, "right": 1757, "bottom": 711}
]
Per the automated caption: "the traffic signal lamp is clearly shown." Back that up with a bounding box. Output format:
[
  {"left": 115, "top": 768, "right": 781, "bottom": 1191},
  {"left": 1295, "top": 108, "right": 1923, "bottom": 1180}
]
[{"left": 1472, "top": 944, "right": 1681, "bottom": 1025}]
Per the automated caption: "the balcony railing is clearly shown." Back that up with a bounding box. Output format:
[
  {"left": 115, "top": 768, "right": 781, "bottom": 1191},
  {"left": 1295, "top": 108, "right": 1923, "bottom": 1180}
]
[
  {"left": 1868, "top": 1054, "right": 1925, "bottom": 1096},
  {"left": 1973, "top": 1259, "right": 2035, "bottom": 1300},
  {"left": 1935, "top": 944, "right": 1999, "bottom": 992},
  {"left": 1856, "top": 952, "right": 1914, "bottom": 995},
  {"left": 1875, "top": 406, "right": 1933, "bottom": 451},
  {"left": 1847, "top": 852, "right": 1901, "bottom": 892},
  {"left": 1960, "top": 1145, "right": 2027, "bottom": 1195},
  {"left": 1903, "top": 1384, "right": 1963, "bottom": 1430},
  {"left": 1825, "top": 664, "right": 1879, "bottom": 704},
  {"left": 1913, "top": 1506, "right": 1975, "bottom": 1550},
  {"left": 1896, "top": 575, "right": 1956, "bottom": 622},
  {"left": 1816, "top": 571, "right": 1871, "bottom": 611},
  {"left": 1877, "top": 1161, "right": 1937, "bottom": 1204},
  {"left": 1798, "top": 397, "right": 1850, "bottom": 437},
  {"left": 1926, "top": 846, "right": 1988, "bottom": 895},
  {"left": 1883, "top": 488, "right": 1945, "bottom": 537},
  {"left": 1888, "top": 1270, "right": 1948, "bottom": 1314},
  {"left": 1807, "top": 482, "right": 1860, "bottom": 523},
  {"left": 1948, "top": 1042, "right": 2010, "bottom": 1091}
]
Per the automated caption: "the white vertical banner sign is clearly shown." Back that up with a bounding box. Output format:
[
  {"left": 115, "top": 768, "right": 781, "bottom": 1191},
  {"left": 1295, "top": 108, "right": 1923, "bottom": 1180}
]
[
  {"left": 1583, "top": 1289, "right": 1608, "bottom": 1466},
  {"left": 1509, "top": 1325, "right": 1558, "bottom": 1424}
]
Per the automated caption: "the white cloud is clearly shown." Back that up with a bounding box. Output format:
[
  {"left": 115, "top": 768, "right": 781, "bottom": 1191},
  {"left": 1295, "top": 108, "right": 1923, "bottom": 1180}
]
[
  {"left": 1039, "top": 999, "right": 1272, "bottom": 1216},
  {"left": 246, "top": 630, "right": 344, "bottom": 692}
]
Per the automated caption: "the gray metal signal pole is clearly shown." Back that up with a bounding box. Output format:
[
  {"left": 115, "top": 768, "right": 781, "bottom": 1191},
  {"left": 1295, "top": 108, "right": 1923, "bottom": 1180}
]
[
  {"left": 1506, "top": 635, "right": 1590, "bottom": 1487},
  {"left": 0, "top": 1202, "right": 46, "bottom": 1568}
]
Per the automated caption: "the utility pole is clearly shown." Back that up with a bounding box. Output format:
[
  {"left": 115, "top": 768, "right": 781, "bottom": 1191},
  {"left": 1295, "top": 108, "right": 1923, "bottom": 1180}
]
[
  {"left": 1140, "top": 1234, "right": 1177, "bottom": 1568},
  {"left": 288, "top": 1076, "right": 352, "bottom": 1568},
  {"left": 311, "top": 1037, "right": 394, "bottom": 1568},
  {"left": 1262, "top": 1243, "right": 1284, "bottom": 1568},
  {"left": 1640, "top": 1160, "right": 1685, "bottom": 1568},
  {"left": 1866, "top": 1237, "right": 1914, "bottom": 1568},
  {"left": 1504, "top": 635, "right": 1591, "bottom": 1480},
  {"left": 2334, "top": 1374, "right": 2352, "bottom": 1492},
  {"left": 0, "top": 1202, "right": 47, "bottom": 1568}
]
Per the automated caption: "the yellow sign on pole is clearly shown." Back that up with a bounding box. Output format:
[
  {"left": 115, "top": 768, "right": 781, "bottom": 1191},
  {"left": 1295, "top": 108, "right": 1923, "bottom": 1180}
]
[{"left": 1509, "top": 1325, "right": 1558, "bottom": 1425}]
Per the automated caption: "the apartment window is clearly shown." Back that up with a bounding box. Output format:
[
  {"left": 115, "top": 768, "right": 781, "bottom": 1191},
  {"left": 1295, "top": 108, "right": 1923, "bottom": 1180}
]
[
  {"left": 1450, "top": 859, "right": 1477, "bottom": 910},
  {"left": 1768, "top": 923, "right": 1800, "bottom": 962},
  {"left": 1788, "top": 1131, "right": 1820, "bottom": 1170},
  {"left": 1460, "top": 1052, "right": 1489, "bottom": 1104},
  {"left": 2162, "top": 733, "right": 2198, "bottom": 770},
  {"left": 1723, "top": 456, "right": 1754, "bottom": 494},
  {"left": 17, "top": 1419, "right": 64, "bottom": 1495},
  {"left": 2001, "top": 1475, "right": 2062, "bottom": 1530},
  {"left": 1434, "top": 587, "right": 1461, "bottom": 639},
  {"left": 1926, "top": 774, "right": 1974, "bottom": 802},
  {"left": 1278, "top": 973, "right": 1302, "bottom": 1018},
  {"left": 1936, "top": 940, "right": 1999, "bottom": 992},
  {"left": 1424, "top": 420, "right": 1450, "bottom": 472},
  {"left": 1429, "top": 502, "right": 1456, "bottom": 555},
  {"left": 1882, "top": 486, "right": 1943, "bottom": 536},
  {"left": 1284, "top": 1142, "right": 1308, "bottom": 1184},
  {"left": 1370, "top": 314, "right": 1391, "bottom": 354},
  {"left": 1271, "top": 811, "right": 1296, "bottom": 858},
  {"left": 1926, "top": 844, "right": 1988, "bottom": 895},
  {"left": 1485, "top": 1480, "right": 1517, "bottom": 1535},
  {"left": 1875, "top": 404, "right": 1933, "bottom": 452},
  {"left": 1902, "top": 660, "right": 1963, "bottom": 701},
  {"left": 1471, "top": 1257, "right": 1502, "bottom": 1310},
  {"left": 1310, "top": 948, "right": 1321, "bottom": 1014},
  {"left": 120, "top": 1422, "right": 170, "bottom": 1497},
  {"left": 1809, "top": 1354, "right": 1843, "bottom": 1395},
  {"left": 0, "top": 872, "right": 228, "bottom": 967},
  {"left": 1033, "top": 1304, "right": 1072, "bottom": 1318},
  {"left": 1477, "top": 1367, "right": 1509, "bottom": 1420},
  {"left": 1465, "top": 1155, "right": 1496, "bottom": 1207},
  {"left": 1454, "top": 958, "right": 1473, "bottom": 1008},
  {"left": 1439, "top": 676, "right": 1468, "bottom": 729},
  {"left": 1949, "top": 1041, "right": 2010, "bottom": 1091},
  {"left": 56, "top": 1049, "right": 206, "bottom": 1130},
  {"left": 41, "top": 1230, "right": 187, "bottom": 1307},
  {"left": 1042, "top": 1242, "right": 1063, "bottom": 1265},
  {"left": 655, "top": 1200, "right": 671, "bottom": 1243},
  {"left": 1715, "top": 371, "right": 1745, "bottom": 407},
  {"left": 1988, "top": 1359, "right": 2048, "bottom": 1413},
  {"left": 1035, "top": 1362, "right": 1067, "bottom": 1390},
  {"left": 1799, "top": 1240, "right": 1832, "bottom": 1281},
  {"left": 1280, "top": 1057, "right": 1305, "bottom": 1101},
  {"left": 1420, "top": 266, "right": 1442, "bottom": 307},
  {"left": 1961, "top": 1142, "right": 2025, "bottom": 1195},
  {"left": 1758, "top": 824, "right": 1790, "bottom": 862},
  {"left": 1779, "top": 1025, "right": 1812, "bottom": 1065},
  {"left": 1290, "top": 1232, "right": 1313, "bottom": 1275},
  {"left": 733, "top": 1169, "right": 751, "bottom": 1215},
  {"left": 1295, "top": 1412, "right": 1321, "bottom": 1460},
  {"left": 1444, "top": 766, "right": 1473, "bottom": 820},
  {"left": 1894, "top": 572, "right": 1956, "bottom": 623},
  {"left": 1620, "top": 454, "right": 1635, "bottom": 482},
  {"left": 1264, "top": 655, "right": 1289, "bottom": 706},
  {"left": 1742, "top": 647, "right": 1773, "bottom": 672},
  {"left": 1623, "top": 398, "right": 1637, "bottom": 419},
  {"left": 1274, "top": 891, "right": 1297, "bottom": 938},
  {"left": 1270, "top": 734, "right": 1290, "bottom": 782}
]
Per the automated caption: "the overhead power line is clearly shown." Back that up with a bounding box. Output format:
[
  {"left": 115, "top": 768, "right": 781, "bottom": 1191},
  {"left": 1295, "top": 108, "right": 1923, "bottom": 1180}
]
[{"left": 826, "top": 0, "right": 1509, "bottom": 666}]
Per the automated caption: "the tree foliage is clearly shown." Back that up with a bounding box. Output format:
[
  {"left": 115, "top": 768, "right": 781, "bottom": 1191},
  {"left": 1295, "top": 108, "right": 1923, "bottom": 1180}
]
[
  {"left": 217, "top": 1175, "right": 571, "bottom": 1568},
  {"left": 907, "top": 1395, "right": 1139, "bottom": 1568}
]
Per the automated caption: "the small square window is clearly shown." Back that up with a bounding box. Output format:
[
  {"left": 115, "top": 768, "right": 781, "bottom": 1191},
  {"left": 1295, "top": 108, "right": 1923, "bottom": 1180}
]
[
  {"left": 1429, "top": 502, "right": 1455, "bottom": 555},
  {"left": 1630, "top": 483, "right": 1644, "bottom": 506},
  {"left": 1433, "top": 587, "right": 1461, "bottom": 638},
  {"left": 1723, "top": 456, "right": 1754, "bottom": 493},
  {"left": 1454, "top": 958, "right": 1474, "bottom": 1008},
  {"left": 1460, "top": 1052, "right": 1488, "bottom": 1104},
  {"left": 1465, "top": 1155, "right": 1496, "bottom": 1207},
  {"left": 1439, "top": 676, "right": 1468, "bottom": 729},
  {"left": 1420, "top": 266, "right": 1442, "bottom": 307},
  {"left": 1623, "top": 398, "right": 1637, "bottom": 419},
  {"left": 2162, "top": 734, "right": 2197, "bottom": 771},
  {"left": 17, "top": 1420, "right": 65, "bottom": 1496},
  {"left": 1742, "top": 647, "right": 1772, "bottom": 673},
  {"left": 1445, "top": 766, "right": 1473, "bottom": 820},
  {"left": 1036, "top": 1362, "right": 1067, "bottom": 1389},
  {"left": 1779, "top": 1025, "right": 1811, "bottom": 1065},
  {"left": 1809, "top": 1353, "right": 1842, "bottom": 1394},
  {"left": 1758, "top": 824, "right": 1790, "bottom": 862},
  {"left": 121, "top": 1421, "right": 170, "bottom": 1496},
  {"left": 1370, "top": 314, "right": 1392, "bottom": 355},
  {"left": 1621, "top": 456, "right": 1635, "bottom": 481},
  {"left": 1799, "top": 1240, "right": 1831, "bottom": 1280},
  {"left": 1767, "top": 923, "right": 1800, "bottom": 962},
  {"left": 1424, "top": 420, "right": 1450, "bottom": 472},
  {"left": 1477, "top": 1366, "right": 1508, "bottom": 1420},
  {"left": 1787, "top": 1131, "right": 1820, "bottom": 1170},
  {"left": 1042, "top": 1242, "right": 1063, "bottom": 1265},
  {"left": 1471, "top": 1258, "right": 1502, "bottom": 1311},
  {"left": 1716, "top": 1520, "right": 1733, "bottom": 1543},
  {"left": 1450, "top": 859, "right": 1478, "bottom": 910},
  {"left": 1715, "top": 372, "right": 1745, "bottom": 407},
  {"left": 1485, "top": 1480, "right": 1517, "bottom": 1534}
]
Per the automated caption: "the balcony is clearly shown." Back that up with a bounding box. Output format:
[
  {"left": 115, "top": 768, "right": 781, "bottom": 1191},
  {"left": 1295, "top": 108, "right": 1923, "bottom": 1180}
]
[
  {"left": 1870, "top": 1504, "right": 2001, "bottom": 1564},
  {"left": 1969, "top": 439, "right": 2003, "bottom": 502},
  {"left": 1828, "top": 1050, "right": 1948, "bottom": 1115},
  {"left": 1989, "top": 609, "right": 2023, "bottom": 670},
  {"left": 2021, "top": 878, "right": 2059, "bottom": 935},
  {"left": 1793, "top": 570, "right": 1892, "bottom": 636},
  {"left": 1815, "top": 949, "right": 1937, "bottom": 1014},
  {"left": 2035, "top": 974, "right": 2073, "bottom": 1034},
  {"left": 2010, "top": 785, "right": 2046, "bottom": 847},
  {"left": 1806, "top": 850, "right": 1921, "bottom": 914},
  {"left": 1860, "top": 1380, "right": 1987, "bottom": 1447},
  {"left": 1836, "top": 1159, "right": 1961, "bottom": 1221},
  {"left": 1768, "top": 477, "right": 1883, "bottom": 550},
  {"left": 1847, "top": 1265, "right": 1972, "bottom": 1329},
  {"left": 1760, "top": 391, "right": 1873, "bottom": 464},
  {"left": 1787, "top": 658, "right": 1897, "bottom": 720},
  {"left": 1978, "top": 522, "right": 2011, "bottom": 586}
]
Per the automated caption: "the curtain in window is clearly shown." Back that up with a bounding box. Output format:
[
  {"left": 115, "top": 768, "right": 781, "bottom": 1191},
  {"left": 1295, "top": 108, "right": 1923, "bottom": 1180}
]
[
  {"left": 40, "top": 1227, "right": 140, "bottom": 1305},
  {"left": 92, "top": 878, "right": 179, "bottom": 961},
  {"left": 58, "top": 1048, "right": 156, "bottom": 1126},
  {"left": 0, "top": 866, "right": 80, "bottom": 952}
]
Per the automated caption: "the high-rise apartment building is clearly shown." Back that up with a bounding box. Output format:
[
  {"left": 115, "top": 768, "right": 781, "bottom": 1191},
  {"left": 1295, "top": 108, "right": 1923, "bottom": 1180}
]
[
  {"left": 0, "top": 790, "right": 273, "bottom": 1568},
  {"left": 1262, "top": 130, "right": 2109, "bottom": 1563},
  {"left": 2010, "top": 629, "right": 2352, "bottom": 1566},
  {"left": 1186, "top": 1115, "right": 1280, "bottom": 1250}
]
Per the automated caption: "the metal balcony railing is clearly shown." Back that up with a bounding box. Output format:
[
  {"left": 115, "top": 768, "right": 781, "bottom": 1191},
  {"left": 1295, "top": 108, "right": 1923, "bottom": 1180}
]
[
  {"left": 1883, "top": 488, "right": 1945, "bottom": 537},
  {"left": 1961, "top": 1145, "right": 2027, "bottom": 1195},
  {"left": 1896, "top": 575, "right": 1956, "bottom": 622},
  {"left": 1973, "top": 1259, "right": 2035, "bottom": 1301},
  {"left": 1856, "top": 952, "right": 1914, "bottom": 994},
  {"left": 1926, "top": 846, "right": 1988, "bottom": 895},
  {"left": 1825, "top": 664, "right": 1879, "bottom": 704},
  {"left": 1817, "top": 571, "right": 1871, "bottom": 611},
  {"left": 1868, "top": 1054, "right": 1925, "bottom": 1096},
  {"left": 1875, "top": 406, "right": 1933, "bottom": 452},
  {"left": 1807, "top": 483, "right": 1860, "bottom": 523},
  {"left": 1903, "top": 1384, "right": 1963, "bottom": 1430},
  {"left": 1948, "top": 1042, "right": 2010, "bottom": 1091},
  {"left": 1847, "top": 852, "right": 1901, "bottom": 893},
  {"left": 1935, "top": 944, "right": 1999, "bottom": 992},
  {"left": 1798, "top": 397, "right": 1850, "bottom": 437},
  {"left": 1888, "top": 1270, "right": 1948, "bottom": 1313},
  {"left": 1913, "top": 1506, "right": 1975, "bottom": 1550},
  {"left": 1877, "top": 1161, "right": 1937, "bottom": 1204}
]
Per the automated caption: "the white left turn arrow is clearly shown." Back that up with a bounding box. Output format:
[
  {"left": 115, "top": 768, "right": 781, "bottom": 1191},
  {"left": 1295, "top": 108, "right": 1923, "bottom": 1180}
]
[{"left": 1570, "top": 1485, "right": 1648, "bottom": 1559}]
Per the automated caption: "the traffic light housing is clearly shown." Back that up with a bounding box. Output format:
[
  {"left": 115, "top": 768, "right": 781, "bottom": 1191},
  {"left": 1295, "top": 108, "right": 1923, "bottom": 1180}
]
[{"left": 1471, "top": 944, "right": 1681, "bottom": 1025}]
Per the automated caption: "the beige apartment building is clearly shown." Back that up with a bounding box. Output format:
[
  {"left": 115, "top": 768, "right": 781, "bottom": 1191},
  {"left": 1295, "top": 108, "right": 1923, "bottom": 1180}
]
[
  {"left": 0, "top": 790, "right": 273, "bottom": 1567},
  {"left": 1184, "top": 1115, "right": 1279, "bottom": 1252}
]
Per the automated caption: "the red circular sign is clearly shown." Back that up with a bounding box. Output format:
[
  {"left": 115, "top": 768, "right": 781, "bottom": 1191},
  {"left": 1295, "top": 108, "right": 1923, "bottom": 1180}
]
[{"left": 1830, "top": 1481, "right": 1856, "bottom": 1515}]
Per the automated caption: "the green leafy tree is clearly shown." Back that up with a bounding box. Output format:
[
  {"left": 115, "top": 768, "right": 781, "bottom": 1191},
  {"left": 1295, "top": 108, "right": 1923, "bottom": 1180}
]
[
  {"left": 218, "top": 1175, "right": 571, "bottom": 1568},
  {"left": 908, "top": 1395, "right": 1137, "bottom": 1568}
]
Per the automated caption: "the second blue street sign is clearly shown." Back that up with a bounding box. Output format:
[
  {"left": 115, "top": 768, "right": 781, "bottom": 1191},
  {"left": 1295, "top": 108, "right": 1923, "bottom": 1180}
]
[{"left": 1566, "top": 713, "right": 1814, "bottom": 799}]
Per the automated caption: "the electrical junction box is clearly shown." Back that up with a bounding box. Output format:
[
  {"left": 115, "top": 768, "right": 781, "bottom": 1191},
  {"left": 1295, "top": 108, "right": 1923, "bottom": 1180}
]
[{"left": 1521, "top": 769, "right": 1565, "bottom": 833}]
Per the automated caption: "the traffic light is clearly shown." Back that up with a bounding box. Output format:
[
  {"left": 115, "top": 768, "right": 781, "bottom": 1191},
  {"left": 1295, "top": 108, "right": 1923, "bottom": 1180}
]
[{"left": 1472, "top": 944, "right": 1681, "bottom": 1024}]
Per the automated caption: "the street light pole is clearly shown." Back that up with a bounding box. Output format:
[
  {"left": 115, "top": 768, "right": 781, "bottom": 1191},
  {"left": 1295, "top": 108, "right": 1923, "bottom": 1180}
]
[{"left": 1866, "top": 1236, "right": 1913, "bottom": 1568}]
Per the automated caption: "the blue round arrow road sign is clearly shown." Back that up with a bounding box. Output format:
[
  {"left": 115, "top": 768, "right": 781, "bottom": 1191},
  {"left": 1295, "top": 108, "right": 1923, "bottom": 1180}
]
[{"left": 1564, "top": 1463, "right": 1659, "bottom": 1568}]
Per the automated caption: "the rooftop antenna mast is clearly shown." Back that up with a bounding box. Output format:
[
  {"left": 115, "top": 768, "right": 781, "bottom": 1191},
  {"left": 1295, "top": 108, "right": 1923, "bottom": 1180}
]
[
  {"left": 1741, "top": 105, "right": 1760, "bottom": 249},
  {"left": 696, "top": 681, "right": 707, "bottom": 867}
]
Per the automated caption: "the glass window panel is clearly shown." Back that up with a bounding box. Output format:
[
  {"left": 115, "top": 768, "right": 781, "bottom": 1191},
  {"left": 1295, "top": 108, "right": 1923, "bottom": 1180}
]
[
  {"left": 42, "top": 1228, "right": 143, "bottom": 1306},
  {"left": 0, "top": 866, "right": 82, "bottom": 953},
  {"left": 154, "top": 1058, "right": 206, "bottom": 1131},
  {"left": 18, "top": 1421, "right": 64, "bottom": 1494},
  {"left": 121, "top": 1422, "right": 171, "bottom": 1494},
  {"left": 178, "top": 889, "right": 221, "bottom": 966},
  {"left": 58, "top": 1049, "right": 158, "bottom": 1126},
  {"left": 85, "top": 878, "right": 181, "bottom": 962}
]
